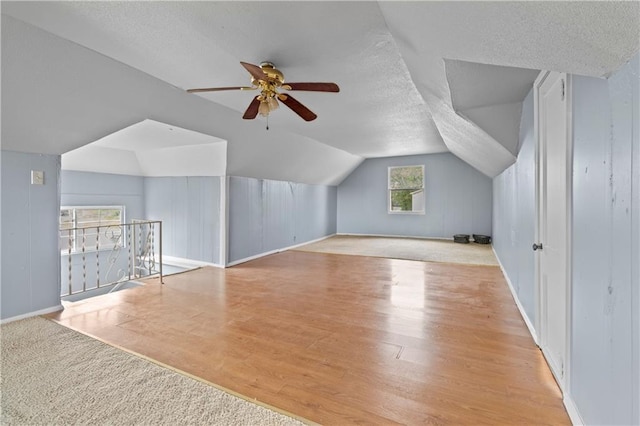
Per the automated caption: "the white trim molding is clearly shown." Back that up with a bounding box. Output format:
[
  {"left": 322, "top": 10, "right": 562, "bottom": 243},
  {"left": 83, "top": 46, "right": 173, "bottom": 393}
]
[
  {"left": 337, "top": 232, "right": 453, "bottom": 241},
  {"left": 563, "top": 394, "right": 585, "bottom": 426},
  {"left": 492, "top": 246, "right": 539, "bottom": 345},
  {"left": 0, "top": 304, "right": 64, "bottom": 324},
  {"left": 227, "top": 234, "right": 335, "bottom": 267},
  {"left": 159, "top": 255, "right": 224, "bottom": 269}
]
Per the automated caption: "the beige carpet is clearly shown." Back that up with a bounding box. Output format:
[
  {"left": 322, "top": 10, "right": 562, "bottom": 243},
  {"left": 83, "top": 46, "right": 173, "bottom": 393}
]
[
  {"left": 294, "top": 235, "right": 498, "bottom": 266},
  {"left": 0, "top": 317, "right": 306, "bottom": 425}
]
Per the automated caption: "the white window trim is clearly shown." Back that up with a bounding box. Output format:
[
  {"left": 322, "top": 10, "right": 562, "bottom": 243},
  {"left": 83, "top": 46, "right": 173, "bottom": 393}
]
[
  {"left": 60, "top": 205, "right": 126, "bottom": 255},
  {"left": 387, "top": 165, "right": 425, "bottom": 215}
]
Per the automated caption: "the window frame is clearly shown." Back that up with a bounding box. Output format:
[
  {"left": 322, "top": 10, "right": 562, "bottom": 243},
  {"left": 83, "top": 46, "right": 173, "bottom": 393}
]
[
  {"left": 387, "top": 165, "right": 425, "bottom": 215},
  {"left": 60, "top": 205, "right": 126, "bottom": 255}
]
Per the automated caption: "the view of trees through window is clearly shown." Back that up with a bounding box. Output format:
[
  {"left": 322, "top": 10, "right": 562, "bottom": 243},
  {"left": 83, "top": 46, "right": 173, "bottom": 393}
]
[{"left": 388, "top": 165, "right": 424, "bottom": 213}]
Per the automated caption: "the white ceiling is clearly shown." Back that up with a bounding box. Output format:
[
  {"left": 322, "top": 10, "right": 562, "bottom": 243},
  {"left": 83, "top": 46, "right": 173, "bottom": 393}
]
[
  {"left": 93, "top": 119, "right": 225, "bottom": 151},
  {"left": 2, "top": 1, "right": 638, "bottom": 182},
  {"left": 1, "top": 15, "right": 362, "bottom": 185},
  {"left": 62, "top": 120, "right": 229, "bottom": 177}
]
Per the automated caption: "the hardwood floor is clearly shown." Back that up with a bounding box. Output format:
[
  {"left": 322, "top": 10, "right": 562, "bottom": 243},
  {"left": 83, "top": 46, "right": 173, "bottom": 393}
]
[{"left": 47, "top": 251, "right": 570, "bottom": 425}]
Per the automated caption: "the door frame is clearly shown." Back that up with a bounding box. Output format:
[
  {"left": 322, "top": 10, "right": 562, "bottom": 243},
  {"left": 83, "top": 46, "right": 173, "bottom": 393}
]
[{"left": 533, "top": 70, "right": 573, "bottom": 393}]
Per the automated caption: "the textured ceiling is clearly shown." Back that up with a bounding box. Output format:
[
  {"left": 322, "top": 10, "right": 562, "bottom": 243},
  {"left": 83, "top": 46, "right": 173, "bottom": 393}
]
[
  {"left": 2, "top": 1, "right": 638, "bottom": 181},
  {"left": 1, "top": 15, "right": 362, "bottom": 185},
  {"left": 1, "top": 1, "right": 446, "bottom": 158},
  {"left": 378, "top": 0, "right": 638, "bottom": 174}
]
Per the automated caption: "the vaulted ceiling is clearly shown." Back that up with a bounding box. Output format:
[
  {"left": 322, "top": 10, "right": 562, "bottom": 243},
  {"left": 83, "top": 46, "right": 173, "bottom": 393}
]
[{"left": 2, "top": 1, "right": 638, "bottom": 184}]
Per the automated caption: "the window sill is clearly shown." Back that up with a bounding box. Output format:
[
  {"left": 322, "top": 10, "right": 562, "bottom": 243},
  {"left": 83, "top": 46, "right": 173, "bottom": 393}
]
[{"left": 388, "top": 211, "right": 425, "bottom": 215}]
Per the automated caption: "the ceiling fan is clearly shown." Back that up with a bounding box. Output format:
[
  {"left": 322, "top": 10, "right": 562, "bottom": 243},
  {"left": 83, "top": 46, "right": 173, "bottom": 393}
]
[{"left": 187, "top": 61, "right": 339, "bottom": 123}]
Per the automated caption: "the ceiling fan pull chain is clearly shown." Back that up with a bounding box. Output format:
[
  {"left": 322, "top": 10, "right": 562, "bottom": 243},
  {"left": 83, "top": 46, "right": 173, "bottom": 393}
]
[{"left": 266, "top": 115, "right": 269, "bottom": 131}]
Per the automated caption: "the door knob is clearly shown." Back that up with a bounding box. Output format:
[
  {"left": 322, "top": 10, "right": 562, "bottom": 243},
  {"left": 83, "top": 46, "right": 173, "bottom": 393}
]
[{"left": 532, "top": 243, "right": 543, "bottom": 251}]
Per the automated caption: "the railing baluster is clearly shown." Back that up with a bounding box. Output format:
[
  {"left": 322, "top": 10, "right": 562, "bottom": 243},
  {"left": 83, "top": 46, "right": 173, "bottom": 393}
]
[
  {"left": 82, "top": 228, "right": 86, "bottom": 292},
  {"left": 68, "top": 229, "right": 73, "bottom": 296},
  {"left": 60, "top": 220, "right": 162, "bottom": 298},
  {"left": 159, "top": 221, "right": 163, "bottom": 284},
  {"left": 127, "top": 225, "right": 132, "bottom": 281},
  {"left": 150, "top": 223, "right": 155, "bottom": 271},
  {"left": 96, "top": 226, "right": 100, "bottom": 288},
  {"left": 138, "top": 223, "right": 142, "bottom": 277}
]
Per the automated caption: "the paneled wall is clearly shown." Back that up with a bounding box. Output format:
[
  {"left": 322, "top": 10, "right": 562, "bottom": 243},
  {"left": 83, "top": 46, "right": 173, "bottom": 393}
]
[
  {"left": 61, "top": 171, "right": 145, "bottom": 219},
  {"left": 492, "top": 89, "right": 536, "bottom": 324},
  {"left": 337, "top": 153, "right": 492, "bottom": 238},
  {"left": 228, "top": 176, "right": 337, "bottom": 263},
  {"left": 1, "top": 151, "right": 61, "bottom": 320},
  {"left": 144, "top": 177, "right": 221, "bottom": 264},
  {"left": 493, "top": 53, "right": 639, "bottom": 424},
  {"left": 570, "top": 55, "right": 639, "bottom": 425}
]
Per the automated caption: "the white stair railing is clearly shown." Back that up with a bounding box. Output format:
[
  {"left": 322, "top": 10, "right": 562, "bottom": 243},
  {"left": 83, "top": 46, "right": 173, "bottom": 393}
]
[{"left": 60, "top": 220, "right": 163, "bottom": 297}]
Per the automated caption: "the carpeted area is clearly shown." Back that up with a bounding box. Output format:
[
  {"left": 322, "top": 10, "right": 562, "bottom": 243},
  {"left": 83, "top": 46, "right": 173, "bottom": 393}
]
[
  {"left": 0, "top": 317, "right": 306, "bottom": 425},
  {"left": 293, "top": 235, "right": 498, "bottom": 266}
]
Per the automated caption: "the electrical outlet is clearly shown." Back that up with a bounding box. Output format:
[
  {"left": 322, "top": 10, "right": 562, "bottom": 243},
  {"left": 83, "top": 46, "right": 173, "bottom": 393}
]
[{"left": 31, "top": 170, "right": 44, "bottom": 185}]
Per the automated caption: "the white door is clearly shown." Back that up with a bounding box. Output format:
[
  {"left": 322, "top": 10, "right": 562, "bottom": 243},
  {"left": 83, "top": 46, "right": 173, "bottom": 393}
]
[{"left": 535, "top": 71, "right": 571, "bottom": 387}]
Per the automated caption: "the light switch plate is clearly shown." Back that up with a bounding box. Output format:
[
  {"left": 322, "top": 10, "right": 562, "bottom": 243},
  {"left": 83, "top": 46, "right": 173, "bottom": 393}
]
[{"left": 31, "top": 170, "right": 44, "bottom": 185}]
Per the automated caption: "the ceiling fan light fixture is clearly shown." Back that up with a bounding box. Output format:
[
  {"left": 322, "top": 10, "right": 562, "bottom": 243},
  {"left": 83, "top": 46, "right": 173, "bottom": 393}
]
[
  {"left": 267, "top": 96, "right": 279, "bottom": 111},
  {"left": 258, "top": 100, "right": 270, "bottom": 117}
]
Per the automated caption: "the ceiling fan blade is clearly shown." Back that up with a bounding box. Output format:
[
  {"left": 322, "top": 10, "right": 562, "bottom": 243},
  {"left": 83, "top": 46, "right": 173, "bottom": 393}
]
[
  {"left": 282, "top": 82, "right": 340, "bottom": 92},
  {"left": 243, "top": 96, "right": 261, "bottom": 119},
  {"left": 240, "top": 61, "right": 267, "bottom": 81},
  {"left": 278, "top": 94, "right": 317, "bottom": 121},
  {"left": 187, "top": 86, "right": 256, "bottom": 93}
]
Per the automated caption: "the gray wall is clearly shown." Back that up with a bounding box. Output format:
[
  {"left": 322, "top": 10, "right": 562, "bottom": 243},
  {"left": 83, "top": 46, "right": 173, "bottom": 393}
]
[
  {"left": 60, "top": 171, "right": 145, "bottom": 294},
  {"left": 144, "top": 177, "right": 221, "bottom": 264},
  {"left": 61, "top": 171, "right": 145, "bottom": 220},
  {"left": 228, "top": 176, "right": 337, "bottom": 263},
  {"left": 492, "top": 89, "right": 536, "bottom": 323},
  {"left": 1, "top": 151, "right": 61, "bottom": 320},
  {"left": 337, "top": 153, "right": 492, "bottom": 238},
  {"left": 570, "top": 54, "right": 639, "bottom": 425},
  {"left": 492, "top": 53, "right": 639, "bottom": 425}
]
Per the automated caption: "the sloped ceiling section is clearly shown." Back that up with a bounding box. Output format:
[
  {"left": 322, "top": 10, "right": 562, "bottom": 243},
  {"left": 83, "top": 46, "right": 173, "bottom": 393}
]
[
  {"left": 458, "top": 103, "right": 523, "bottom": 157},
  {"left": 62, "top": 120, "right": 229, "bottom": 177},
  {"left": 446, "top": 59, "right": 539, "bottom": 156},
  {"left": 378, "top": 1, "right": 639, "bottom": 177},
  {"left": 423, "top": 90, "right": 515, "bottom": 178},
  {"left": 379, "top": 2, "right": 640, "bottom": 79},
  {"left": 1, "top": 1, "right": 447, "bottom": 158},
  {"left": 1, "top": 16, "right": 362, "bottom": 186},
  {"left": 2, "top": 2, "right": 639, "bottom": 181},
  {"left": 63, "top": 146, "right": 144, "bottom": 177}
]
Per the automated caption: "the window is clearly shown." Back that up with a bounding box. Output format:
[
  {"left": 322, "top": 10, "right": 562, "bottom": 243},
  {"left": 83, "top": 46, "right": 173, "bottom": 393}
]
[
  {"left": 60, "top": 206, "right": 124, "bottom": 253},
  {"left": 388, "top": 165, "right": 424, "bottom": 213}
]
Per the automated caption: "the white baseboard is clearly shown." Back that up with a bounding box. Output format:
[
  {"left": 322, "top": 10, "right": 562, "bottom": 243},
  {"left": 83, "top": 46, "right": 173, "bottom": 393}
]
[
  {"left": 493, "top": 247, "right": 586, "bottom": 424},
  {"left": 227, "top": 234, "right": 335, "bottom": 267},
  {"left": 160, "top": 255, "right": 224, "bottom": 269},
  {"left": 563, "top": 393, "right": 585, "bottom": 426},
  {"left": 1, "top": 304, "right": 64, "bottom": 324},
  {"left": 492, "top": 247, "right": 539, "bottom": 345},
  {"left": 337, "top": 232, "right": 453, "bottom": 241}
]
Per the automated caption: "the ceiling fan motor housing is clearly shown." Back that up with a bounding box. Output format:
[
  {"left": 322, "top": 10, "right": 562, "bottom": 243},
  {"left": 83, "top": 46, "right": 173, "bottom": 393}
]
[{"left": 259, "top": 62, "right": 284, "bottom": 86}]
